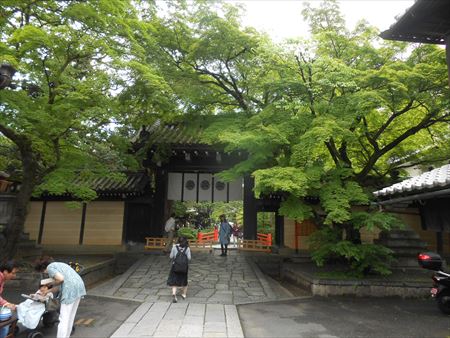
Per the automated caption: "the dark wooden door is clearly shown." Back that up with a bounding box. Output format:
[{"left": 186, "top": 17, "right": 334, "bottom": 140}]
[{"left": 124, "top": 202, "right": 153, "bottom": 243}]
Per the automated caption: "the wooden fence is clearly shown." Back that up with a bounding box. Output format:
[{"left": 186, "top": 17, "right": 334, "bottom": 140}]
[
  {"left": 144, "top": 237, "right": 167, "bottom": 250},
  {"left": 257, "top": 233, "right": 272, "bottom": 246},
  {"left": 197, "top": 229, "right": 218, "bottom": 242},
  {"left": 238, "top": 239, "right": 271, "bottom": 252},
  {"left": 145, "top": 232, "right": 272, "bottom": 253},
  {"left": 189, "top": 239, "right": 214, "bottom": 252}
]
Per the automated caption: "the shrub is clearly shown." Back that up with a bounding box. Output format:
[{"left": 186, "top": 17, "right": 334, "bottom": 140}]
[
  {"left": 177, "top": 227, "right": 198, "bottom": 239},
  {"left": 198, "top": 227, "right": 215, "bottom": 234},
  {"left": 257, "top": 224, "right": 272, "bottom": 234},
  {"left": 308, "top": 227, "right": 394, "bottom": 277}
]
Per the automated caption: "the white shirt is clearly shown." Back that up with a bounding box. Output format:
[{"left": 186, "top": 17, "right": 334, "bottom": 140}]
[
  {"left": 169, "top": 244, "right": 191, "bottom": 260},
  {"left": 165, "top": 217, "right": 176, "bottom": 232}
]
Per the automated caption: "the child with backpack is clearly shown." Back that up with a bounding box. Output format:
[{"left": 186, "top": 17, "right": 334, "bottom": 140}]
[{"left": 167, "top": 236, "right": 191, "bottom": 303}]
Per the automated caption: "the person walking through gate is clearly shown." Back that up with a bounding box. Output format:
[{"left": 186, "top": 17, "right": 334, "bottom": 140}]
[
  {"left": 231, "top": 223, "right": 241, "bottom": 246},
  {"left": 164, "top": 213, "right": 176, "bottom": 253},
  {"left": 35, "top": 256, "right": 86, "bottom": 338},
  {"left": 219, "top": 214, "right": 232, "bottom": 256},
  {"left": 167, "top": 237, "right": 191, "bottom": 303}
]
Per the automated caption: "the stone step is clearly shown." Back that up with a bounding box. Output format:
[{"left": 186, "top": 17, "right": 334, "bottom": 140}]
[
  {"left": 287, "top": 256, "right": 312, "bottom": 264},
  {"left": 375, "top": 229, "right": 429, "bottom": 270},
  {"left": 390, "top": 248, "right": 429, "bottom": 256},
  {"left": 16, "top": 236, "right": 43, "bottom": 260},
  {"left": 375, "top": 239, "right": 428, "bottom": 248},
  {"left": 391, "top": 257, "right": 424, "bottom": 268},
  {"left": 379, "top": 230, "right": 421, "bottom": 240},
  {"left": 8, "top": 272, "right": 41, "bottom": 290},
  {"left": 19, "top": 248, "right": 43, "bottom": 258},
  {"left": 19, "top": 240, "right": 41, "bottom": 248}
]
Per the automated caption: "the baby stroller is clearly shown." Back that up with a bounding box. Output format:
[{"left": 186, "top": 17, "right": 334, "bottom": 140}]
[{"left": 17, "top": 294, "right": 60, "bottom": 338}]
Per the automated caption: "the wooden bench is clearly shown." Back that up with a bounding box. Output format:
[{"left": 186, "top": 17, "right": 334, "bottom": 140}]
[
  {"left": 238, "top": 240, "right": 272, "bottom": 252},
  {"left": 144, "top": 237, "right": 167, "bottom": 250}
]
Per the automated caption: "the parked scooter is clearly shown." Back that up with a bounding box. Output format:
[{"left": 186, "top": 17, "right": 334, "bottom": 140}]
[{"left": 418, "top": 252, "right": 450, "bottom": 314}]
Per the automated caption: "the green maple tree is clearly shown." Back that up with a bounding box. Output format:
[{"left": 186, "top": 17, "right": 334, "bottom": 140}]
[
  {"left": 141, "top": 1, "right": 449, "bottom": 275},
  {"left": 0, "top": 0, "right": 165, "bottom": 260}
]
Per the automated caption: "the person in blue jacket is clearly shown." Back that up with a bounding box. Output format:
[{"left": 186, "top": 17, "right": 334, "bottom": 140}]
[{"left": 218, "top": 214, "right": 232, "bottom": 256}]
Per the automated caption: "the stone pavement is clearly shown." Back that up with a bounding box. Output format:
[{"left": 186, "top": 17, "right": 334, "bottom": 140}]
[
  {"left": 111, "top": 302, "right": 243, "bottom": 338},
  {"left": 89, "top": 251, "right": 294, "bottom": 337}
]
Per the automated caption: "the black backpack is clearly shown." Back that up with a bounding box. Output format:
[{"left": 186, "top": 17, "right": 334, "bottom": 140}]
[{"left": 172, "top": 246, "right": 188, "bottom": 273}]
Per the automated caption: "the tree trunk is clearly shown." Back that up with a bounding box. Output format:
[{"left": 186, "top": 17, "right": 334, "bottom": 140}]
[
  {"left": 0, "top": 147, "right": 38, "bottom": 262},
  {"left": 344, "top": 222, "right": 361, "bottom": 245}
]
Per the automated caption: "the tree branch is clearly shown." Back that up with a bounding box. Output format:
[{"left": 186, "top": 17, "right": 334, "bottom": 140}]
[
  {"left": 362, "top": 116, "right": 379, "bottom": 152},
  {"left": 356, "top": 108, "right": 446, "bottom": 180},
  {"left": 325, "top": 139, "right": 340, "bottom": 167},
  {"left": 295, "top": 53, "right": 316, "bottom": 116},
  {"left": 373, "top": 99, "right": 415, "bottom": 141},
  {"left": 193, "top": 63, "right": 248, "bottom": 111}
]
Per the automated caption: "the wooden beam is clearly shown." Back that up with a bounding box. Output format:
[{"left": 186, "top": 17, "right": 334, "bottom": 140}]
[
  {"left": 275, "top": 211, "right": 284, "bottom": 247},
  {"left": 37, "top": 200, "right": 47, "bottom": 245},
  {"left": 243, "top": 175, "right": 257, "bottom": 240},
  {"left": 79, "top": 203, "right": 87, "bottom": 245},
  {"left": 152, "top": 168, "right": 167, "bottom": 237},
  {"left": 446, "top": 35, "right": 450, "bottom": 89}
]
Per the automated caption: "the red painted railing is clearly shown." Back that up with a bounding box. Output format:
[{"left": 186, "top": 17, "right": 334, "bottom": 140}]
[
  {"left": 198, "top": 228, "right": 219, "bottom": 242},
  {"left": 257, "top": 233, "right": 272, "bottom": 246},
  {"left": 197, "top": 230, "right": 271, "bottom": 245}
]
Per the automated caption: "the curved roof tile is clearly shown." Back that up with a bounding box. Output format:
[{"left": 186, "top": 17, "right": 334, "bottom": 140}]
[{"left": 373, "top": 164, "right": 450, "bottom": 197}]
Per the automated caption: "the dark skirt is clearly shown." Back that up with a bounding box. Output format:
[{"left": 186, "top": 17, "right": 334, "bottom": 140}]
[{"left": 167, "top": 265, "right": 188, "bottom": 287}]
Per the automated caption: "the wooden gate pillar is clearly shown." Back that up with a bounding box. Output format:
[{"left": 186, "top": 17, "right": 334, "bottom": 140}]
[
  {"left": 243, "top": 175, "right": 257, "bottom": 240},
  {"left": 446, "top": 35, "right": 450, "bottom": 88},
  {"left": 152, "top": 167, "right": 168, "bottom": 237},
  {"left": 274, "top": 211, "right": 284, "bottom": 247}
]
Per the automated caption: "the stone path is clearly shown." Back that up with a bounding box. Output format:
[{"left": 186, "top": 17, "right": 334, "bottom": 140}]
[
  {"left": 89, "top": 252, "right": 292, "bottom": 337},
  {"left": 90, "top": 253, "right": 285, "bottom": 305},
  {"left": 111, "top": 302, "right": 244, "bottom": 338}
]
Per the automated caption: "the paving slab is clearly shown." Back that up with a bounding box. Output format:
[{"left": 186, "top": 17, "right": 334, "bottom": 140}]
[
  {"left": 89, "top": 253, "right": 284, "bottom": 305},
  {"left": 112, "top": 302, "right": 244, "bottom": 338},
  {"left": 92, "top": 253, "right": 289, "bottom": 337}
]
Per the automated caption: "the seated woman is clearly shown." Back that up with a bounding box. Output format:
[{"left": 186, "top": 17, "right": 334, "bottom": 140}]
[{"left": 0, "top": 260, "right": 19, "bottom": 338}]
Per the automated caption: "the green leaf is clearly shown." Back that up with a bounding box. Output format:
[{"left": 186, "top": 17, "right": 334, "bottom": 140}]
[
  {"left": 279, "top": 196, "right": 313, "bottom": 220},
  {"left": 253, "top": 167, "right": 308, "bottom": 198}
]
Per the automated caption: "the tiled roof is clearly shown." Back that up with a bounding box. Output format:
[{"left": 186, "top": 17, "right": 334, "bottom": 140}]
[
  {"left": 373, "top": 164, "right": 450, "bottom": 197},
  {"left": 143, "top": 121, "right": 203, "bottom": 145},
  {"left": 41, "top": 172, "right": 150, "bottom": 198},
  {"left": 380, "top": 0, "right": 450, "bottom": 45},
  {"left": 132, "top": 120, "right": 204, "bottom": 152},
  {"left": 74, "top": 172, "right": 150, "bottom": 196}
]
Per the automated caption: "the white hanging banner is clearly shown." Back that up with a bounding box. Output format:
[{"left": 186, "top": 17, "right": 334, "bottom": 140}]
[
  {"left": 228, "top": 178, "right": 243, "bottom": 201},
  {"left": 183, "top": 173, "right": 197, "bottom": 201},
  {"left": 198, "top": 173, "right": 212, "bottom": 201},
  {"left": 213, "top": 176, "right": 227, "bottom": 202},
  {"left": 167, "top": 172, "right": 182, "bottom": 201},
  {"left": 167, "top": 172, "right": 242, "bottom": 202}
]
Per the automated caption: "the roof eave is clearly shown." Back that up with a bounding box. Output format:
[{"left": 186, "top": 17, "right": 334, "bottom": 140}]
[
  {"left": 375, "top": 187, "right": 450, "bottom": 206},
  {"left": 380, "top": 0, "right": 450, "bottom": 45}
]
